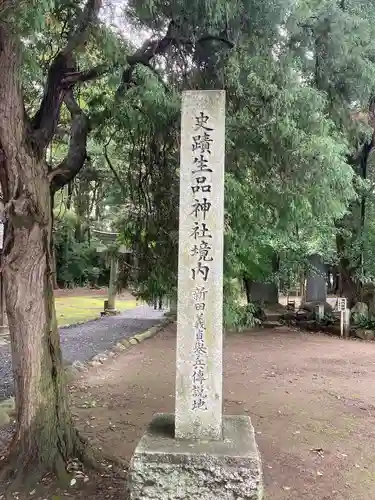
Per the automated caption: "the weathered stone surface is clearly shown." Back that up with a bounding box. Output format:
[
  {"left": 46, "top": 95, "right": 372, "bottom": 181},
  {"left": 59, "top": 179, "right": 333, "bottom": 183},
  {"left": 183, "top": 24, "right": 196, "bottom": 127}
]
[
  {"left": 351, "top": 302, "right": 368, "bottom": 314},
  {"left": 176, "top": 90, "right": 225, "bottom": 441},
  {"left": 88, "top": 360, "right": 102, "bottom": 367},
  {"left": 304, "top": 254, "right": 327, "bottom": 303},
  {"left": 129, "top": 338, "right": 139, "bottom": 346},
  {"left": 134, "top": 329, "right": 155, "bottom": 342},
  {"left": 302, "top": 301, "right": 332, "bottom": 315},
  {"left": 91, "top": 353, "right": 108, "bottom": 363},
  {"left": 296, "top": 309, "right": 313, "bottom": 321},
  {"left": 282, "top": 310, "right": 296, "bottom": 321},
  {"left": 355, "top": 329, "right": 375, "bottom": 341},
  {"left": 262, "top": 320, "right": 282, "bottom": 328},
  {"left": 114, "top": 342, "right": 127, "bottom": 352},
  {"left": 72, "top": 360, "right": 88, "bottom": 372},
  {"left": 120, "top": 339, "right": 131, "bottom": 348},
  {"left": 248, "top": 281, "right": 278, "bottom": 304},
  {"left": 128, "top": 414, "right": 263, "bottom": 500},
  {"left": 351, "top": 302, "right": 369, "bottom": 324},
  {"left": 102, "top": 309, "right": 120, "bottom": 317}
]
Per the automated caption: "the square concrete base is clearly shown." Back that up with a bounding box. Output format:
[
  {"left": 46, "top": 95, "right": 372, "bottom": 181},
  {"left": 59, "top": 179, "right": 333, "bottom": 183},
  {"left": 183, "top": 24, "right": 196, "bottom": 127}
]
[{"left": 128, "top": 414, "right": 263, "bottom": 500}]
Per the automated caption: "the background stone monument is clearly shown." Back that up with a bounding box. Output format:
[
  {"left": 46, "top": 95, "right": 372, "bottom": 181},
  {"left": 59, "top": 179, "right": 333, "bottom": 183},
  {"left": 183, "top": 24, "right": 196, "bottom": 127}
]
[
  {"left": 304, "top": 254, "right": 327, "bottom": 303},
  {"left": 301, "top": 253, "right": 332, "bottom": 315},
  {"left": 92, "top": 229, "right": 130, "bottom": 315},
  {"left": 128, "top": 91, "right": 263, "bottom": 499}
]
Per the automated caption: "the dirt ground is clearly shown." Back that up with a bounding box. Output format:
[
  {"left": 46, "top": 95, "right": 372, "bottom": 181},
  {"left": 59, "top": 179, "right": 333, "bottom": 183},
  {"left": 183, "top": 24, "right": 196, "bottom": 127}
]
[{"left": 2, "top": 324, "right": 375, "bottom": 499}]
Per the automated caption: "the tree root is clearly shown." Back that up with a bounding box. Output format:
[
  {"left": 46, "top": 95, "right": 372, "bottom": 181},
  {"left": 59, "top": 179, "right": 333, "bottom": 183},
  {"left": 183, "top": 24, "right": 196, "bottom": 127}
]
[
  {"left": 0, "top": 429, "right": 124, "bottom": 496},
  {"left": 75, "top": 433, "right": 126, "bottom": 473},
  {"left": 0, "top": 426, "right": 127, "bottom": 498},
  {"left": 0, "top": 449, "right": 45, "bottom": 495}
]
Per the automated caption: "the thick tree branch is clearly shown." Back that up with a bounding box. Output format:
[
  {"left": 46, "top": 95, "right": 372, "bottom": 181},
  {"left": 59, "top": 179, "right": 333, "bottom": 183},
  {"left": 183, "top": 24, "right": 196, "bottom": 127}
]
[
  {"left": 117, "top": 21, "right": 234, "bottom": 95},
  {"left": 49, "top": 91, "right": 90, "bottom": 193},
  {"left": 31, "top": 0, "right": 102, "bottom": 153},
  {"left": 117, "top": 21, "right": 179, "bottom": 95},
  {"left": 62, "top": 63, "right": 112, "bottom": 85},
  {"left": 197, "top": 35, "right": 234, "bottom": 48}
]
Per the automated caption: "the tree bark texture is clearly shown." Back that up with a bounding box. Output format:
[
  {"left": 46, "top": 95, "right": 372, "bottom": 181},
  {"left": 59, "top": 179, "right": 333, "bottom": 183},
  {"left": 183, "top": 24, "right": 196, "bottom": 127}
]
[
  {"left": 336, "top": 233, "right": 361, "bottom": 308},
  {"left": 3, "top": 178, "right": 81, "bottom": 476},
  {"left": 0, "top": 23, "right": 87, "bottom": 482}
]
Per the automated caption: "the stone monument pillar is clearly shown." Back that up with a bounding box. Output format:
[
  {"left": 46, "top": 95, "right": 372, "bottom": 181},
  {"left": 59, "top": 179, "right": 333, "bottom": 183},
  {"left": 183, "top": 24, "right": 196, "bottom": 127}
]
[
  {"left": 305, "top": 254, "right": 327, "bottom": 303},
  {"left": 174, "top": 90, "right": 225, "bottom": 441},
  {"left": 107, "top": 253, "right": 119, "bottom": 311},
  {"left": 127, "top": 91, "right": 263, "bottom": 499},
  {"left": 93, "top": 229, "right": 130, "bottom": 315}
]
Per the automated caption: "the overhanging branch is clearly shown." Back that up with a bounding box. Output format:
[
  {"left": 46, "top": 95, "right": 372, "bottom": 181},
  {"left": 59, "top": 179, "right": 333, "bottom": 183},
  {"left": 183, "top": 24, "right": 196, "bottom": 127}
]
[
  {"left": 62, "top": 63, "right": 112, "bottom": 85},
  {"left": 49, "top": 91, "right": 90, "bottom": 193},
  {"left": 117, "top": 21, "right": 234, "bottom": 95},
  {"left": 197, "top": 35, "right": 234, "bottom": 48},
  {"left": 31, "top": 0, "right": 102, "bottom": 152},
  {"left": 117, "top": 21, "right": 178, "bottom": 95}
]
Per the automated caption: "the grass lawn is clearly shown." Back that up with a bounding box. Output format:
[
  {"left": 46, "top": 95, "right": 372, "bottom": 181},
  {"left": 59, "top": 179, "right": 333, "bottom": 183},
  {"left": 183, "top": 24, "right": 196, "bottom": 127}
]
[{"left": 55, "top": 296, "right": 137, "bottom": 326}]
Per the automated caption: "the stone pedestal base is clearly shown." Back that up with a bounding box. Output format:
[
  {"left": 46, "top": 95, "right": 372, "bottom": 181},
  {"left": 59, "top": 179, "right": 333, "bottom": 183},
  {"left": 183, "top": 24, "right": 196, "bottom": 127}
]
[
  {"left": 128, "top": 414, "right": 263, "bottom": 500},
  {"left": 100, "top": 309, "right": 120, "bottom": 317}
]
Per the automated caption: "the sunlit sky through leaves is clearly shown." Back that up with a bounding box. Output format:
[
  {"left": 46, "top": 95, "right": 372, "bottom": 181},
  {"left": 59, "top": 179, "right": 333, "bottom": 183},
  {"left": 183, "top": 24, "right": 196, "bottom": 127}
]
[{"left": 100, "top": 0, "right": 148, "bottom": 47}]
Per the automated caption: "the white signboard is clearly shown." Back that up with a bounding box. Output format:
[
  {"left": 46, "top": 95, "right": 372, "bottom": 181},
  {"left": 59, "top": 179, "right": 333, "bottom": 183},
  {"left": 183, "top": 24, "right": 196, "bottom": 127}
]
[
  {"left": 337, "top": 297, "right": 347, "bottom": 312},
  {"left": 335, "top": 297, "right": 349, "bottom": 337}
]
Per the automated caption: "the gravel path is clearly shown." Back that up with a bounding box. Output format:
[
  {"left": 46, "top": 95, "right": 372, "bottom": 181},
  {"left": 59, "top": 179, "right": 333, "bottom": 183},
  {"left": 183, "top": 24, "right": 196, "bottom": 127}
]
[{"left": 0, "top": 305, "right": 165, "bottom": 401}]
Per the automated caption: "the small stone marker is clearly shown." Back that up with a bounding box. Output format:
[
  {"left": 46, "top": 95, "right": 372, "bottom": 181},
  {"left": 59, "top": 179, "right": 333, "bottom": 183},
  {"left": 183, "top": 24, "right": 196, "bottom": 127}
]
[
  {"left": 317, "top": 303, "right": 324, "bottom": 321},
  {"left": 175, "top": 90, "right": 225, "bottom": 441},
  {"left": 337, "top": 297, "right": 349, "bottom": 337}
]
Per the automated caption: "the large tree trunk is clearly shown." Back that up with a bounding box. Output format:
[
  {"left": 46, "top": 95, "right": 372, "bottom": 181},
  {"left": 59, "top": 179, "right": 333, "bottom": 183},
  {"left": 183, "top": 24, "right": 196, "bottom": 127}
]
[
  {"left": 0, "top": 25, "right": 85, "bottom": 485},
  {"left": 243, "top": 277, "right": 251, "bottom": 304},
  {"left": 2, "top": 165, "right": 85, "bottom": 483},
  {"left": 336, "top": 234, "right": 361, "bottom": 308}
]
